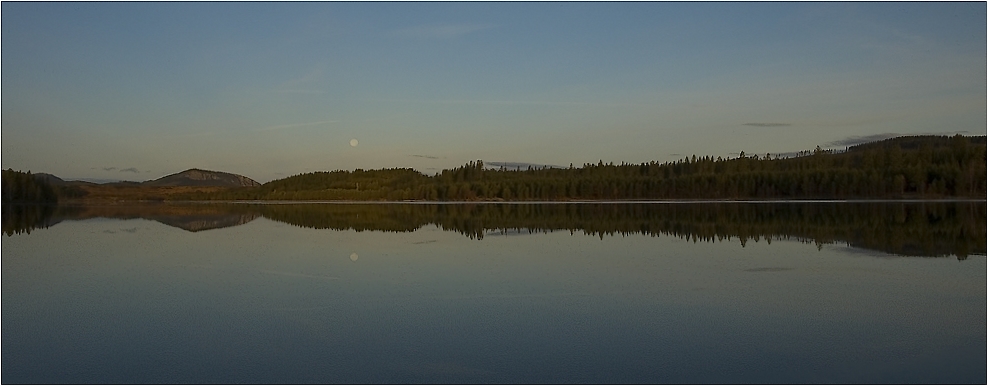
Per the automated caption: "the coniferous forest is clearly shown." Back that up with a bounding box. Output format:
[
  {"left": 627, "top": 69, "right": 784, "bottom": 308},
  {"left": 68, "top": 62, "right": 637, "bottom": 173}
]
[
  {"left": 180, "top": 135, "right": 986, "bottom": 201},
  {"left": 1, "top": 170, "right": 58, "bottom": 203}
]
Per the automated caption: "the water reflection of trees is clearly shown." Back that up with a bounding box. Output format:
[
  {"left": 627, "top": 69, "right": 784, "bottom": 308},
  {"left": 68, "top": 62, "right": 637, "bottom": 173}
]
[
  {"left": 4, "top": 202, "right": 985, "bottom": 259},
  {"left": 254, "top": 202, "right": 985, "bottom": 259},
  {"left": 2, "top": 204, "right": 59, "bottom": 236}
]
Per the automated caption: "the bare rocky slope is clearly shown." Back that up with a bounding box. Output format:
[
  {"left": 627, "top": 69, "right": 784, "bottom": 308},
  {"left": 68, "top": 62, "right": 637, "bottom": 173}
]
[{"left": 143, "top": 168, "right": 261, "bottom": 187}]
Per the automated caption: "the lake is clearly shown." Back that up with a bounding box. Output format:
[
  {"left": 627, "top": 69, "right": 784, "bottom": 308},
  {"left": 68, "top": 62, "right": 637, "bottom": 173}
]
[{"left": 2, "top": 201, "right": 985, "bottom": 384}]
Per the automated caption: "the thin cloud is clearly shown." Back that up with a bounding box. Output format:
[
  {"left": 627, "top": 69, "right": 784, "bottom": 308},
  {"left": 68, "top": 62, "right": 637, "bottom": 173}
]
[
  {"left": 119, "top": 167, "right": 141, "bottom": 173},
  {"left": 102, "top": 167, "right": 117, "bottom": 171},
  {"left": 256, "top": 119, "right": 340, "bottom": 132},
  {"left": 395, "top": 23, "right": 495, "bottom": 39},
  {"left": 743, "top": 123, "right": 792, "bottom": 127},
  {"left": 409, "top": 154, "right": 442, "bottom": 160},
  {"left": 276, "top": 65, "right": 325, "bottom": 92}
]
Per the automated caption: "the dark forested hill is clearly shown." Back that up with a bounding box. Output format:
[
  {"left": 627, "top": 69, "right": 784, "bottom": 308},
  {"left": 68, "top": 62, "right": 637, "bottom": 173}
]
[
  {"left": 4, "top": 168, "right": 260, "bottom": 202},
  {"left": 847, "top": 134, "right": 983, "bottom": 152}
]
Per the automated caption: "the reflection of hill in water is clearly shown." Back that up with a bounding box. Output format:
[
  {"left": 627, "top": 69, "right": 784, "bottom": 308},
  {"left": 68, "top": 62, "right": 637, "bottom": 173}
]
[
  {"left": 4, "top": 202, "right": 985, "bottom": 259},
  {"left": 152, "top": 214, "right": 260, "bottom": 232},
  {"left": 2, "top": 204, "right": 259, "bottom": 234}
]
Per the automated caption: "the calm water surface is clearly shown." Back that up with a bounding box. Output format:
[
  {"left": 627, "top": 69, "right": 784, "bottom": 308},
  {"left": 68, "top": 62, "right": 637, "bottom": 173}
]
[{"left": 2, "top": 202, "right": 985, "bottom": 384}]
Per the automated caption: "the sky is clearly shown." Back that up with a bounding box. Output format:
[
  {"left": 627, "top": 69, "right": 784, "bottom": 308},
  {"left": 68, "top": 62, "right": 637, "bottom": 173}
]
[{"left": 2, "top": 2, "right": 985, "bottom": 183}]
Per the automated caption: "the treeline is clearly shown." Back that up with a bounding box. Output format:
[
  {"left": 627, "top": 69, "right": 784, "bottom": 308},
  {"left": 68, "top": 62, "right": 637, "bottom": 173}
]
[
  {"left": 7, "top": 201, "right": 983, "bottom": 259},
  {"left": 169, "top": 135, "right": 985, "bottom": 201},
  {"left": 2, "top": 170, "right": 57, "bottom": 203}
]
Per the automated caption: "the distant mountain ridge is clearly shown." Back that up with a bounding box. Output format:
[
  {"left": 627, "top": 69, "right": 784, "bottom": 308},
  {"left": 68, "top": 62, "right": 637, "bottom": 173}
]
[
  {"left": 31, "top": 168, "right": 261, "bottom": 188},
  {"left": 32, "top": 173, "right": 69, "bottom": 185},
  {"left": 144, "top": 168, "right": 260, "bottom": 187}
]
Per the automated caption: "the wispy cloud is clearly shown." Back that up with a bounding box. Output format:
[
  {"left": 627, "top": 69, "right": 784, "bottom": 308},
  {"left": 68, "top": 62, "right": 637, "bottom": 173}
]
[
  {"left": 395, "top": 23, "right": 495, "bottom": 39},
  {"left": 742, "top": 123, "right": 792, "bottom": 127},
  {"left": 256, "top": 119, "right": 340, "bottom": 132},
  {"left": 409, "top": 154, "right": 442, "bottom": 160},
  {"left": 99, "top": 166, "right": 143, "bottom": 173},
  {"left": 276, "top": 65, "right": 325, "bottom": 93}
]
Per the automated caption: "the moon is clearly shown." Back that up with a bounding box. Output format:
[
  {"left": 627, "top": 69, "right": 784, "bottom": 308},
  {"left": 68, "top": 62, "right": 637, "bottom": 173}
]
[
  {"left": 350, "top": 253, "right": 358, "bottom": 262},
  {"left": 349, "top": 139, "right": 358, "bottom": 147}
]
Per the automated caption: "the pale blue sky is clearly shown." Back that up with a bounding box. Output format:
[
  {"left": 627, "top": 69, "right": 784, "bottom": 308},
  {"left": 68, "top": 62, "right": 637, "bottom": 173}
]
[{"left": 2, "top": 2, "right": 984, "bottom": 182}]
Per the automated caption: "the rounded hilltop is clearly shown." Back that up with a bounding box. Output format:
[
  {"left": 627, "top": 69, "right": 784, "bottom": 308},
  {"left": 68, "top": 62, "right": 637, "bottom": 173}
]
[{"left": 144, "top": 168, "right": 261, "bottom": 187}]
